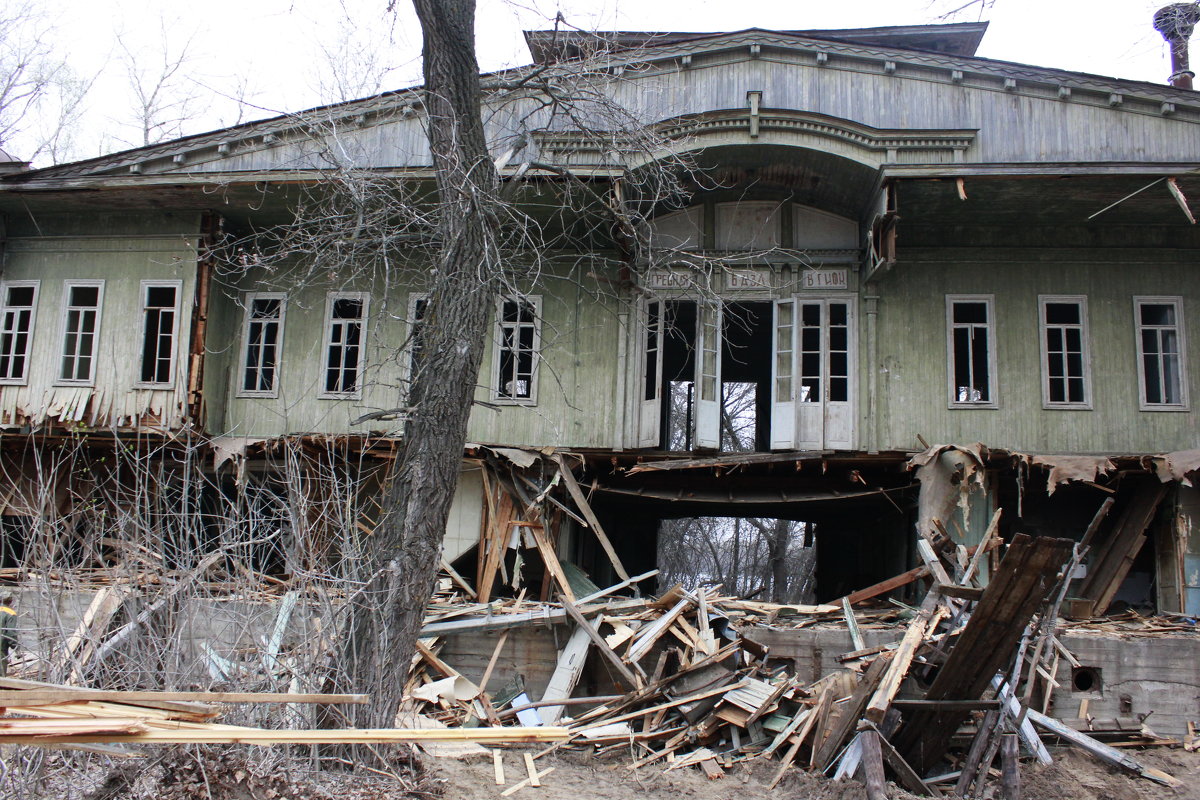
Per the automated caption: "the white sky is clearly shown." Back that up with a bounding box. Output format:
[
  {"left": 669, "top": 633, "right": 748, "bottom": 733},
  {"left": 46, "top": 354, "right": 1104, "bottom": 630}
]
[{"left": 11, "top": 0, "right": 1185, "bottom": 165}]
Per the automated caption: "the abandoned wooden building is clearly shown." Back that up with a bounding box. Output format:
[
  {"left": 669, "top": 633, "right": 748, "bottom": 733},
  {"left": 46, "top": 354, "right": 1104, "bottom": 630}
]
[{"left": 0, "top": 16, "right": 1197, "bottom": 741}]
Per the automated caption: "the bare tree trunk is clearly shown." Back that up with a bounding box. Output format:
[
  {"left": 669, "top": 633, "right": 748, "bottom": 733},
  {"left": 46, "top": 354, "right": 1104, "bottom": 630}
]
[
  {"left": 767, "top": 518, "right": 790, "bottom": 603},
  {"left": 338, "top": 0, "right": 501, "bottom": 733}
]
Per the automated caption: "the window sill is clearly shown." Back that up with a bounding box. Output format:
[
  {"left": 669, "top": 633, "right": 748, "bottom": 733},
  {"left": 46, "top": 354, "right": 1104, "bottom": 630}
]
[
  {"left": 1043, "top": 403, "right": 1093, "bottom": 411},
  {"left": 1139, "top": 403, "right": 1190, "bottom": 412},
  {"left": 53, "top": 380, "right": 96, "bottom": 388},
  {"left": 236, "top": 391, "right": 280, "bottom": 400},
  {"left": 948, "top": 402, "right": 998, "bottom": 410},
  {"left": 318, "top": 392, "right": 363, "bottom": 401},
  {"left": 0, "top": 379, "right": 28, "bottom": 387},
  {"left": 133, "top": 383, "right": 174, "bottom": 390},
  {"left": 490, "top": 397, "right": 538, "bottom": 407}
]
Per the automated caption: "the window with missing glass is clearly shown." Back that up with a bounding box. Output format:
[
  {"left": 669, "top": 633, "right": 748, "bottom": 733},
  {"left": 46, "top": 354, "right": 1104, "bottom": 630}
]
[
  {"left": 1039, "top": 296, "right": 1091, "bottom": 409},
  {"left": 946, "top": 295, "right": 996, "bottom": 407},
  {"left": 1135, "top": 296, "right": 1188, "bottom": 410},
  {"left": 239, "top": 293, "right": 285, "bottom": 397},
  {"left": 138, "top": 281, "right": 181, "bottom": 385},
  {"left": 0, "top": 281, "right": 39, "bottom": 385},
  {"left": 58, "top": 281, "right": 104, "bottom": 385},
  {"left": 320, "top": 292, "right": 369, "bottom": 398},
  {"left": 493, "top": 295, "right": 540, "bottom": 403}
]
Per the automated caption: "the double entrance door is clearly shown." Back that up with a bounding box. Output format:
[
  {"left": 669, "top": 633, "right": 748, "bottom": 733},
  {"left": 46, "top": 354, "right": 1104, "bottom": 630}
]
[{"left": 637, "top": 296, "right": 855, "bottom": 451}]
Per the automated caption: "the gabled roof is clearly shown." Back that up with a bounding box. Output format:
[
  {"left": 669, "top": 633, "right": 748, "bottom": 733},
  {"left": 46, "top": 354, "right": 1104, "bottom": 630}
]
[
  {"left": 524, "top": 22, "right": 989, "bottom": 63},
  {"left": 7, "top": 21, "right": 1200, "bottom": 187}
]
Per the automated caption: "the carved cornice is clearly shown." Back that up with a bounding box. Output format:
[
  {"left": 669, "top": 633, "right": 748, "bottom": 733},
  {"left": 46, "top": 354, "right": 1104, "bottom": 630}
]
[{"left": 536, "top": 110, "right": 976, "bottom": 164}]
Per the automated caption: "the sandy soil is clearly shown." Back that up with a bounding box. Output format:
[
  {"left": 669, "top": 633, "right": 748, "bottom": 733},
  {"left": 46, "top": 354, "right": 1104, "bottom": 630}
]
[
  {"left": 429, "top": 744, "right": 1200, "bottom": 800},
  {"left": 11, "top": 742, "right": 1200, "bottom": 800}
]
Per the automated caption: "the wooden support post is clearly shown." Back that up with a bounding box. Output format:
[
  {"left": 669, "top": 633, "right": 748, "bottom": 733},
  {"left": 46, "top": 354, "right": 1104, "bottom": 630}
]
[
  {"left": 859, "top": 729, "right": 887, "bottom": 800},
  {"left": 1001, "top": 733, "right": 1020, "bottom": 800}
]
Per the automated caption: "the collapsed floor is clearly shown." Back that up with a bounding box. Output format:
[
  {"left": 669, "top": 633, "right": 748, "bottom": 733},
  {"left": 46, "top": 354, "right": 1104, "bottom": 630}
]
[{"left": 0, "top": 436, "right": 1198, "bottom": 797}]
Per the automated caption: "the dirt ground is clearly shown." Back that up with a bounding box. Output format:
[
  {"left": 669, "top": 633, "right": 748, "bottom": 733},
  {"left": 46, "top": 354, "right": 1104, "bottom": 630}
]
[
  {"left": 429, "top": 744, "right": 1200, "bottom": 800},
  {"left": 9, "top": 743, "right": 1200, "bottom": 800}
]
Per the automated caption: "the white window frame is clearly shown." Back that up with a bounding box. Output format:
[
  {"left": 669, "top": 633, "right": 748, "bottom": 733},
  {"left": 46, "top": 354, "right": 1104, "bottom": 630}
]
[
  {"left": 1134, "top": 296, "right": 1188, "bottom": 411},
  {"left": 318, "top": 291, "right": 369, "bottom": 399},
  {"left": 491, "top": 294, "right": 542, "bottom": 405},
  {"left": 1038, "top": 295, "right": 1092, "bottom": 410},
  {"left": 236, "top": 292, "right": 286, "bottom": 398},
  {"left": 0, "top": 280, "right": 39, "bottom": 386},
  {"left": 134, "top": 280, "right": 183, "bottom": 388},
  {"left": 56, "top": 279, "right": 105, "bottom": 387},
  {"left": 946, "top": 294, "right": 998, "bottom": 409}
]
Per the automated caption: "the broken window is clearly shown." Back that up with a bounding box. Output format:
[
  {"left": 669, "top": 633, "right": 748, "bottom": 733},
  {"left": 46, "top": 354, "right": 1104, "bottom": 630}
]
[
  {"left": 1040, "top": 296, "right": 1090, "bottom": 408},
  {"left": 1135, "top": 297, "right": 1187, "bottom": 409},
  {"left": 58, "top": 281, "right": 104, "bottom": 385},
  {"left": 493, "top": 295, "right": 540, "bottom": 403},
  {"left": 320, "top": 292, "right": 368, "bottom": 397},
  {"left": 138, "top": 282, "right": 180, "bottom": 385},
  {"left": 947, "top": 295, "right": 995, "bottom": 406},
  {"left": 239, "top": 293, "right": 285, "bottom": 396},
  {"left": 0, "top": 281, "right": 38, "bottom": 384}
]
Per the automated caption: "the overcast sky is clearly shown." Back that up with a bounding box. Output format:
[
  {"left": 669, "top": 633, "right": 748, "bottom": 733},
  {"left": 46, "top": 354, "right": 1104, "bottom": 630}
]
[{"left": 11, "top": 0, "right": 1185, "bottom": 164}]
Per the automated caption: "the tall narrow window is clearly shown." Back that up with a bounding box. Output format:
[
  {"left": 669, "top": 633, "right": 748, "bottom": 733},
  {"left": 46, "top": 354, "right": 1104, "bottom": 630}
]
[
  {"left": 239, "top": 293, "right": 285, "bottom": 396},
  {"left": 1135, "top": 297, "right": 1188, "bottom": 409},
  {"left": 493, "top": 295, "right": 540, "bottom": 403},
  {"left": 59, "top": 281, "right": 104, "bottom": 385},
  {"left": 1039, "top": 296, "right": 1091, "bottom": 408},
  {"left": 0, "top": 281, "right": 39, "bottom": 385},
  {"left": 321, "top": 292, "right": 368, "bottom": 397},
  {"left": 947, "top": 295, "right": 996, "bottom": 407},
  {"left": 138, "top": 281, "right": 181, "bottom": 385}
]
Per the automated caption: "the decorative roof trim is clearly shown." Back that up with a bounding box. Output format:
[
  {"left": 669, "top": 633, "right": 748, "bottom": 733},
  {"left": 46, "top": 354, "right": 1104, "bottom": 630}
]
[{"left": 537, "top": 110, "right": 976, "bottom": 165}]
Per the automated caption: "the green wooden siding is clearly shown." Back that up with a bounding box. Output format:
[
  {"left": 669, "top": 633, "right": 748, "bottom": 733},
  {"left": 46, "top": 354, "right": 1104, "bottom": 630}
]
[
  {"left": 872, "top": 250, "right": 1198, "bottom": 454},
  {"left": 0, "top": 213, "right": 202, "bottom": 429}
]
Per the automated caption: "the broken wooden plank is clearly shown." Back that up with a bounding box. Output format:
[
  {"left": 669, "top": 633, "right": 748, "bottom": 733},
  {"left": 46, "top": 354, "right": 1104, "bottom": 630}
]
[
  {"left": 893, "top": 534, "right": 1074, "bottom": 774},
  {"left": 842, "top": 567, "right": 931, "bottom": 606},
  {"left": 864, "top": 590, "right": 946, "bottom": 724},
  {"left": 500, "top": 766, "right": 555, "bottom": 796},
  {"left": 0, "top": 690, "right": 367, "bottom": 706},
  {"left": 1079, "top": 481, "right": 1167, "bottom": 616},
  {"left": 814, "top": 653, "right": 894, "bottom": 771},
  {"left": 1, "top": 725, "right": 570, "bottom": 745},
  {"left": 1028, "top": 708, "right": 1178, "bottom": 787},
  {"left": 626, "top": 596, "right": 691, "bottom": 664},
  {"left": 842, "top": 597, "right": 865, "bottom": 651},
  {"left": 537, "top": 625, "right": 591, "bottom": 725},
  {"left": 552, "top": 453, "right": 629, "bottom": 582},
  {"left": 559, "top": 597, "right": 643, "bottom": 691}
]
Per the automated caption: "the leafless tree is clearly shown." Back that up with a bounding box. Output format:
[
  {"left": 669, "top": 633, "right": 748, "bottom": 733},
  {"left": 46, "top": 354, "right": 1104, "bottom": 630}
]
[
  {"left": 114, "top": 18, "right": 204, "bottom": 148},
  {"left": 204, "top": 0, "right": 702, "bottom": 737},
  {"left": 0, "top": 1, "right": 93, "bottom": 165}
]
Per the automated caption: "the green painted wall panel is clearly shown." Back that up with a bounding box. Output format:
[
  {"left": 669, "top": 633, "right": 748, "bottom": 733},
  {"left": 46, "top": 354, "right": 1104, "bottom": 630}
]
[{"left": 873, "top": 250, "right": 1198, "bottom": 454}]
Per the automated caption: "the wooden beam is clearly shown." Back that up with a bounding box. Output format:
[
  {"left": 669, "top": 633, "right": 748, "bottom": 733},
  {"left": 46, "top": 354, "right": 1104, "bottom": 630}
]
[
  {"left": 3, "top": 726, "right": 569, "bottom": 746},
  {"left": 842, "top": 566, "right": 930, "bottom": 606},
  {"left": 559, "top": 597, "right": 643, "bottom": 690},
  {"left": 552, "top": 454, "right": 629, "bottom": 582},
  {"left": 529, "top": 521, "right": 576, "bottom": 603},
  {"left": 860, "top": 730, "right": 887, "bottom": 800},
  {"left": 864, "top": 591, "right": 946, "bottom": 724},
  {"left": 0, "top": 690, "right": 367, "bottom": 706}
]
